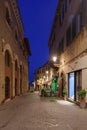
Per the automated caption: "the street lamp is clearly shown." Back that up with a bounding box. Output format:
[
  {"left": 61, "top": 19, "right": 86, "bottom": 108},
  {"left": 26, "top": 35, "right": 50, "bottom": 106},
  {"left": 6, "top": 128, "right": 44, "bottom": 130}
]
[
  {"left": 52, "top": 56, "right": 60, "bottom": 67},
  {"left": 46, "top": 70, "right": 48, "bottom": 74},
  {"left": 53, "top": 56, "right": 57, "bottom": 62}
]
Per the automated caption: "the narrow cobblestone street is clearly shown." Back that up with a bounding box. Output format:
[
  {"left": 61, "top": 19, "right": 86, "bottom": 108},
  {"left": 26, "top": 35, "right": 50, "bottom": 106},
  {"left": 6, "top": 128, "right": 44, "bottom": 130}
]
[{"left": 0, "top": 92, "right": 87, "bottom": 130}]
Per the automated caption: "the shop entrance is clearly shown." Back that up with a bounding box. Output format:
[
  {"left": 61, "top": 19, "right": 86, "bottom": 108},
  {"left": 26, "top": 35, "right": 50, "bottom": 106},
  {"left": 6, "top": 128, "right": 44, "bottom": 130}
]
[
  {"left": 68, "top": 70, "right": 82, "bottom": 101},
  {"left": 68, "top": 73, "right": 75, "bottom": 101}
]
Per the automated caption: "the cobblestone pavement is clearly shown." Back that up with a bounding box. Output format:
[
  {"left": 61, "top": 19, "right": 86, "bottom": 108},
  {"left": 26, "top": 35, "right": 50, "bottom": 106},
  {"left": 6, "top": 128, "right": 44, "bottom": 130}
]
[{"left": 0, "top": 92, "right": 87, "bottom": 130}]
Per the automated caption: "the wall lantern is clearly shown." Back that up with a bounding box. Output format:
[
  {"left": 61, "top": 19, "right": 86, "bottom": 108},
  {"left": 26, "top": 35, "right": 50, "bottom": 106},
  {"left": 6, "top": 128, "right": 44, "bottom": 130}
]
[
  {"left": 53, "top": 56, "right": 57, "bottom": 62},
  {"left": 46, "top": 71, "right": 48, "bottom": 74}
]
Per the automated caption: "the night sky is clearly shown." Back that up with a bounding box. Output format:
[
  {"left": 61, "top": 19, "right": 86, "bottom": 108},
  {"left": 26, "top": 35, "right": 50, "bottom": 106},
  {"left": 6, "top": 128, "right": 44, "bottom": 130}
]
[{"left": 18, "top": 0, "right": 58, "bottom": 82}]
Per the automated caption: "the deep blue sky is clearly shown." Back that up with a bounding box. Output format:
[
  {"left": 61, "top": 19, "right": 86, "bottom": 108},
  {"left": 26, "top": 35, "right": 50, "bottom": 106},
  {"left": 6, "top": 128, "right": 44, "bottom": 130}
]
[{"left": 18, "top": 0, "right": 58, "bottom": 82}]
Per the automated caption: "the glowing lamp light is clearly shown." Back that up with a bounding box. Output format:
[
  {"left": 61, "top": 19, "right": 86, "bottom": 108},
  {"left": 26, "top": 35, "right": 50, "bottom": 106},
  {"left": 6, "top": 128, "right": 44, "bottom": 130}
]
[
  {"left": 46, "top": 71, "right": 48, "bottom": 74},
  {"left": 53, "top": 56, "right": 57, "bottom": 62}
]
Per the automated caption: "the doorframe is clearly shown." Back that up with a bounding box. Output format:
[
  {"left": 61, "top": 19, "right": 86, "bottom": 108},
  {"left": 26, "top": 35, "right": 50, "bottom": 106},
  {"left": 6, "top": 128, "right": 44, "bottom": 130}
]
[
  {"left": 68, "top": 70, "right": 82, "bottom": 102},
  {"left": 68, "top": 72, "right": 76, "bottom": 101}
]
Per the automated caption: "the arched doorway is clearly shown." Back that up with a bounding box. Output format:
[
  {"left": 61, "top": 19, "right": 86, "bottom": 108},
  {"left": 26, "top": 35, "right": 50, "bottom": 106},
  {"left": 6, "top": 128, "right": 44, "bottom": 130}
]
[
  {"left": 5, "top": 77, "right": 10, "bottom": 99},
  {"left": 5, "top": 49, "right": 11, "bottom": 99}
]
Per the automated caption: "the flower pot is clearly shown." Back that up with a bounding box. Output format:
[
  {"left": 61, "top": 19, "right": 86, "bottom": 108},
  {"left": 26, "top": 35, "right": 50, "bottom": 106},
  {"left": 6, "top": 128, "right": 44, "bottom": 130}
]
[
  {"left": 80, "top": 99, "right": 86, "bottom": 108},
  {"left": 64, "top": 94, "right": 67, "bottom": 100}
]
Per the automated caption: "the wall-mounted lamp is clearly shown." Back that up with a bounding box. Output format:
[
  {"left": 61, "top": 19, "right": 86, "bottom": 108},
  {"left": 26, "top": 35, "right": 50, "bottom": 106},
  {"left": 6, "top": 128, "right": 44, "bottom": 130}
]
[
  {"left": 52, "top": 56, "right": 61, "bottom": 68},
  {"left": 53, "top": 56, "right": 57, "bottom": 62},
  {"left": 46, "top": 71, "right": 48, "bottom": 74}
]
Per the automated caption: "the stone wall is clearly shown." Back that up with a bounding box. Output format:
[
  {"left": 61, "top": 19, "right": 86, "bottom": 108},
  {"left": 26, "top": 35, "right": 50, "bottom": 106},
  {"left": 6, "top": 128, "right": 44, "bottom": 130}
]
[{"left": 0, "top": 0, "right": 29, "bottom": 103}]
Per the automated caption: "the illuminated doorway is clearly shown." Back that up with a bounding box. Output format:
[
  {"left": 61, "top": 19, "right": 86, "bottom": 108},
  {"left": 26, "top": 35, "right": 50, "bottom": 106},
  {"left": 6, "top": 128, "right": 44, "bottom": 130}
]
[
  {"left": 68, "top": 73, "right": 75, "bottom": 101},
  {"left": 68, "top": 71, "right": 82, "bottom": 101}
]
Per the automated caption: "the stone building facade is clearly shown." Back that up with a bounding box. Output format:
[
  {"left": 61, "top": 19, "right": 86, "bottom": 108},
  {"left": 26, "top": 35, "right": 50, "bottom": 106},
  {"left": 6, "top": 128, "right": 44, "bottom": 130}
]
[
  {"left": 34, "top": 61, "right": 57, "bottom": 90},
  {"left": 48, "top": 0, "right": 87, "bottom": 102},
  {"left": 0, "top": 0, "right": 31, "bottom": 103}
]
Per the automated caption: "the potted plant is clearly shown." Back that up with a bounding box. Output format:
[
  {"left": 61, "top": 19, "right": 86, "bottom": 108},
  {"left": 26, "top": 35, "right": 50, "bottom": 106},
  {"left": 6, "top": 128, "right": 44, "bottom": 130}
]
[
  {"left": 78, "top": 89, "right": 87, "bottom": 108},
  {"left": 63, "top": 88, "right": 68, "bottom": 100}
]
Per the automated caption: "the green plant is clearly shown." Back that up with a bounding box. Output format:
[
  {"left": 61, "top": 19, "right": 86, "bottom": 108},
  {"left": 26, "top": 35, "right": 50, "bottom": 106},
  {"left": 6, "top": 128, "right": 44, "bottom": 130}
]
[
  {"left": 78, "top": 89, "right": 87, "bottom": 100},
  {"left": 63, "top": 88, "right": 68, "bottom": 95}
]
